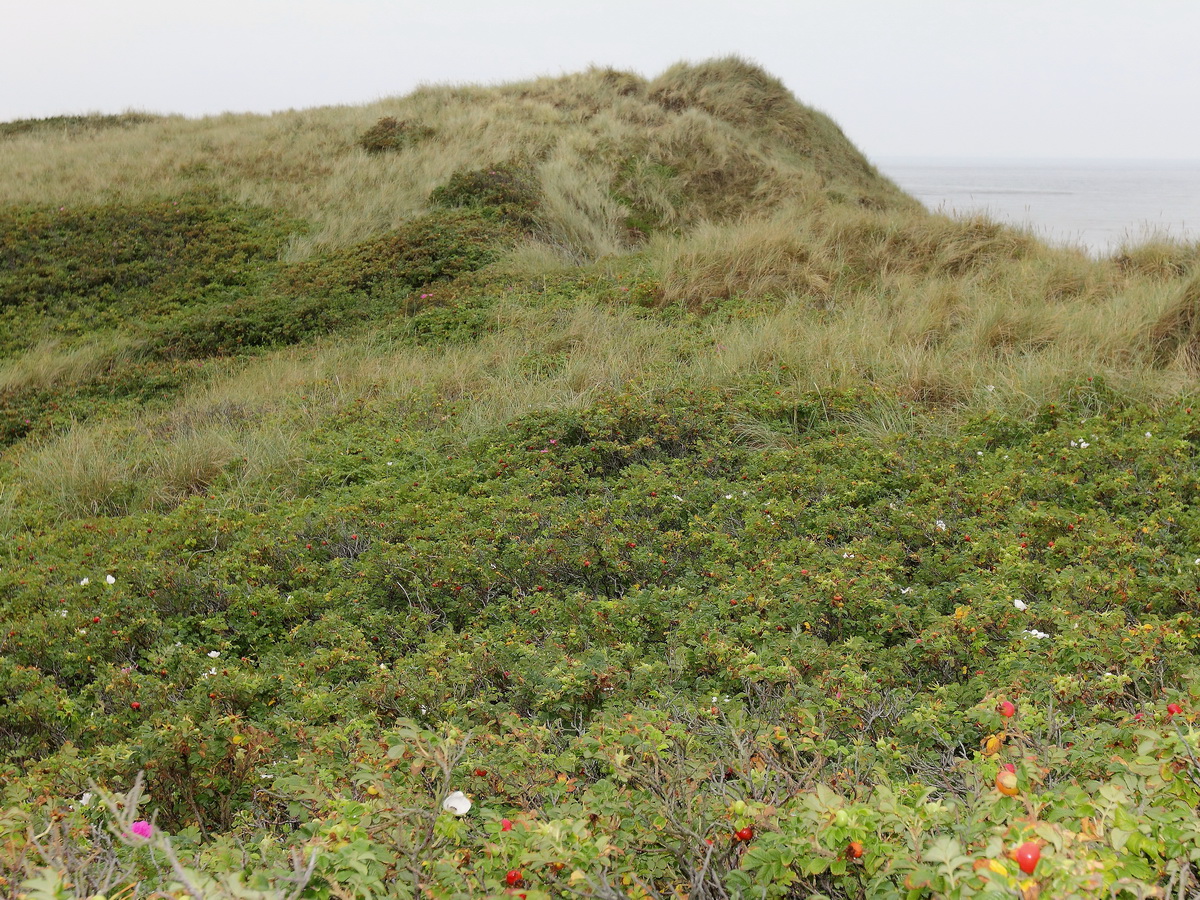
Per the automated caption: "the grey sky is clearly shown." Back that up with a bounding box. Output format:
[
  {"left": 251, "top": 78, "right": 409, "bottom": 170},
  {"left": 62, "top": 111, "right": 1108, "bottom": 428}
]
[{"left": 5, "top": 0, "right": 1199, "bottom": 161}]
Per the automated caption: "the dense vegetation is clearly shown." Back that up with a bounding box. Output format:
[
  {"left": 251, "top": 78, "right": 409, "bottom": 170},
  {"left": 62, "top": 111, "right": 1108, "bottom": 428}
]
[{"left": 2, "top": 58, "right": 1199, "bottom": 899}]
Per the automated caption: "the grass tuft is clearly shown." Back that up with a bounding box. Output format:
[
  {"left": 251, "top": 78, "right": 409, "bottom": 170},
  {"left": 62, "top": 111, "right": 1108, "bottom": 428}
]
[{"left": 1148, "top": 272, "right": 1200, "bottom": 371}]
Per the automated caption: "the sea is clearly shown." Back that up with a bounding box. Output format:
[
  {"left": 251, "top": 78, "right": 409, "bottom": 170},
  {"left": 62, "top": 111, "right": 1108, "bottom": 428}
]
[{"left": 876, "top": 159, "right": 1200, "bottom": 258}]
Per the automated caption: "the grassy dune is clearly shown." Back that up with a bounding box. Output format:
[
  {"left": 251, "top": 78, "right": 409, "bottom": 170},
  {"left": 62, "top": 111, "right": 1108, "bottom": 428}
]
[{"left": 2, "top": 58, "right": 1200, "bottom": 899}]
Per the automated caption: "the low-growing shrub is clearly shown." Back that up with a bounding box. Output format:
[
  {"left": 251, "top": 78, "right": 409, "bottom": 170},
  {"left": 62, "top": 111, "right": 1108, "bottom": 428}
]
[
  {"left": 356, "top": 116, "right": 435, "bottom": 154},
  {"left": 147, "top": 209, "right": 514, "bottom": 358},
  {"left": 429, "top": 163, "right": 542, "bottom": 230},
  {"left": 279, "top": 208, "right": 515, "bottom": 300},
  {"left": 0, "top": 195, "right": 292, "bottom": 356}
]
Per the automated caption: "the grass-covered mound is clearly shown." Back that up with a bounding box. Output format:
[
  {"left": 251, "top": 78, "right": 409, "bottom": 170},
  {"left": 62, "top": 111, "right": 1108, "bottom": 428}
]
[
  {"left": 2, "top": 59, "right": 1200, "bottom": 899},
  {"left": 0, "top": 56, "right": 914, "bottom": 261},
  {"left": 0, "top": 112, "right": 161, "bottom": 141}
]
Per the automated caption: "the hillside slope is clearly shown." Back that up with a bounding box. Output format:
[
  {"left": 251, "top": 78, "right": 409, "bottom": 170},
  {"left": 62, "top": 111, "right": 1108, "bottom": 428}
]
[
  {"left": 0, "top": 57, "right": 912, "bottom": 259},
  {"left": 2, "top": 59, "right": 1200, "bottom": 900}
]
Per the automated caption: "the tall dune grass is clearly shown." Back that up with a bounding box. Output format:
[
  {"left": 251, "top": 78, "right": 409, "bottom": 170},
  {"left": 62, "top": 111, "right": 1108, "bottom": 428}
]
[
  {"left": 0, "top": 58, "right": 912, "bottom": 263},
  {"left": 2, "top": 58, "right": 1198, "bottom": 522},
  {"left": 0, "top": 338, "right": 141, "bottom": 394}
]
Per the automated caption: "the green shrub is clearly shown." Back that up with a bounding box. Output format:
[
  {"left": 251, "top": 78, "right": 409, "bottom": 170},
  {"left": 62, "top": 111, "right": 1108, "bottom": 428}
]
[
  {"left": 0, "top": 360, "right": 190, "bottom": 448},
  {"left": 148, "top": 290, "right": 358, "bottom": 359},
  {"left": 4, "top": 386, "right": 1200, "bottom": 895},
  {"left": 147, "top": 209, "right": 513, "bottom": 358},
  {"left": 0, "top": 196, "right": 292, "bottom": 356},
  {"left": 279, "top": 208, "right": 514, "bottom": 300},
  {"left": 428, "top": 163, "right": 542, "bottom": 230},
  {"left": 356, "top": 116, "right": 435, "bottom": 154}
]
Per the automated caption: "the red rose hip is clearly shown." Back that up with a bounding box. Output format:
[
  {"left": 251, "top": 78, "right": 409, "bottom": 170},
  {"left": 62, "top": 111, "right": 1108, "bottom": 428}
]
[{"left": 1015, "top": 841, "right": 1040, "bottom": 874}]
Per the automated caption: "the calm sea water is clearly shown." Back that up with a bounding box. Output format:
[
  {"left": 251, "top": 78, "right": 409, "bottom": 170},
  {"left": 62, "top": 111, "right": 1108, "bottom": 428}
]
[{"left": 876, "top": 159, "right": 1200, "bottom": 257}]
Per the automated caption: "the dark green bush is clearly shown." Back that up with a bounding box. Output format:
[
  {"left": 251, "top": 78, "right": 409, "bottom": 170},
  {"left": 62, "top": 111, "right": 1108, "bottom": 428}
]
[
  {"left": 148, "top": 291, "right": 360, "bottom": 359},
  {"left": 278, "top": 208, "right": 514, "bottom": 300},
  {"left": 428, "top": 163, "right": 542, "bottom": 230},
  {"left": 149, "top": 209, "right": 513, "bottom": 357},
  {"left": 0, "top": 361, "right": 190, "bottom": 447},
  {"left": 0, "top": 196, "right": 292, "bottom": 356},
  {"left": 356, "top": 116, "right": 435, "bottom": 154}
]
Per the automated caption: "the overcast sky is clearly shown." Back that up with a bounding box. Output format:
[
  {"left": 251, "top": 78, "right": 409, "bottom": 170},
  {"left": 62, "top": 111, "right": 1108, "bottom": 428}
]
[{"left": 5, "top": 0, "right": 1199, "bottom": 161}]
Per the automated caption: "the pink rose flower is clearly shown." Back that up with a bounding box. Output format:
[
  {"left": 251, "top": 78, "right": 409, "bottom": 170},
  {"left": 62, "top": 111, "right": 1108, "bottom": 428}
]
[{"left": 130, "top": 820, "right": 153, "bottom": 839}]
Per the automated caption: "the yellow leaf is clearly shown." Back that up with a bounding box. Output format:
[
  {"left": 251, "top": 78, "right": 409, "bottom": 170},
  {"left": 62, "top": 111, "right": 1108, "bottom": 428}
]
[
  {"left": 987, "top": 858, "right": 1007, "bottom": 875},
  {"left": 982, "top": 734, "right": 1003, "bottom": 756}
]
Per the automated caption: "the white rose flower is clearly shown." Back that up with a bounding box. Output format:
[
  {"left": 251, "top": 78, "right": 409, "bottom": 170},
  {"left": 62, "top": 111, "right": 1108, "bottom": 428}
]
[{"left": 442, "top": 790, "right": 472, "bottom": 816}]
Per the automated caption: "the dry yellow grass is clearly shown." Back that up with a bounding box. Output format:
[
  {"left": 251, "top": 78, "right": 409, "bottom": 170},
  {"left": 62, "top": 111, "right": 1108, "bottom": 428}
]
[
  {"left": 0, "top": 338, "right": 139, "bottom": 394},
  {"left": 0, "top": 58, "right": 912, "bottom": 262}
]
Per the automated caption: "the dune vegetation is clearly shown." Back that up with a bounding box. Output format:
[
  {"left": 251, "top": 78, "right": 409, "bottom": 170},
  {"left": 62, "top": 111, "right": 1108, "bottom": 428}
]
[{"left": 2, "top": 57, "right": 1200, "bottom": 898}]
